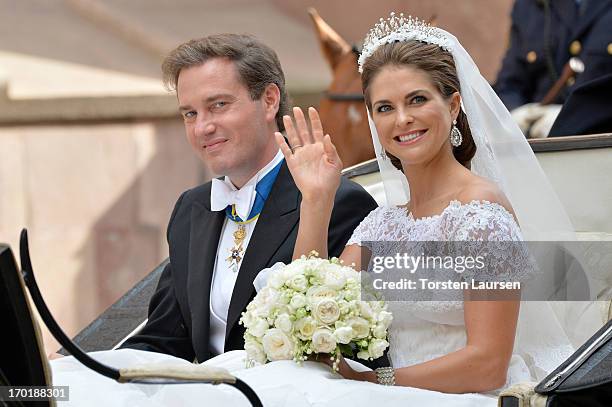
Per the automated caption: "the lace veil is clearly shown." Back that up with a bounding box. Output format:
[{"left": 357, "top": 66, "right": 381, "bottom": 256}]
[{"left": 357, "top": 14, "right": 586, "bottom": 380}]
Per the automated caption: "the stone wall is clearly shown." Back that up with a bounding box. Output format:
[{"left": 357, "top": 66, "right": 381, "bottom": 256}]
[{"left": 0, "top": 104, "right": 205, "bottom": 353}]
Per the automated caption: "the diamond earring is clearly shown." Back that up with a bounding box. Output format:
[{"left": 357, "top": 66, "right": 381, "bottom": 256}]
[
  {"left": 379, "top": 149, "right": 388, "bottom": 161},
  {"left": 450, "top": 119, "right": 462, "bottom": 147}
]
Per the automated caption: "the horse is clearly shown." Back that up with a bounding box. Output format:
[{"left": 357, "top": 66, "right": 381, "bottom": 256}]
[{"left": 308, "top": 8, "right": 374, "bottom": 169}]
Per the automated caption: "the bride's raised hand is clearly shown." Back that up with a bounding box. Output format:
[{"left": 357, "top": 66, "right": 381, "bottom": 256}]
[{"left": 275, "top": 107, "right": 343, "bottom": 202}]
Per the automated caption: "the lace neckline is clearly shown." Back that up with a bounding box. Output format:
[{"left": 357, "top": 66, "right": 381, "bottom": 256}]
[{"left": 396, "top": 199, "right": 513, "bottom": 223}]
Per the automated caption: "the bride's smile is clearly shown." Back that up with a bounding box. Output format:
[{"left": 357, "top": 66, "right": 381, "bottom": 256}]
[{"left": 394, "top": 129, "right": 427, "bottom": 145}]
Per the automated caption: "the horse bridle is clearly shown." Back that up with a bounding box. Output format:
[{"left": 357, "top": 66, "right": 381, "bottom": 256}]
[{"left": 323, "top": 45, "right": 365, "bottom": 102}]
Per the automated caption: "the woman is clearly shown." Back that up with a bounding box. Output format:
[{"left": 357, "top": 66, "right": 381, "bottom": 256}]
[
  {"left": 50, "top": 15, "right": 575, "bottom": 406},
  {"left": 272, "top": 13, "right": 575, "bottom": 393},
  {"left": 276, "top": 35, "right": 523, "bottom": 396}
]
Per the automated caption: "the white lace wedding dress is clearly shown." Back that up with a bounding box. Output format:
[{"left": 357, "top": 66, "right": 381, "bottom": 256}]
[
  {"left": 50, "top": 200, "right": 573, "bottom": 406},
  {"left": 345, "top": 200, "right": 571, "bottom": 385}
]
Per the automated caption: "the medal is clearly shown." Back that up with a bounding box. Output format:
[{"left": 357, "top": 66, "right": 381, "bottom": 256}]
[
  {"left": 227, "top": 224, "right": 247, "bottom": 272},
  {"left": 222, "top": 160, "right": 283, "bottom": 272}
]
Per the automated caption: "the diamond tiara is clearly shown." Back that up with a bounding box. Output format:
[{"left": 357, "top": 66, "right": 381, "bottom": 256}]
[{"left": 358, "top": 12, "right": 452, "bottom": 72}]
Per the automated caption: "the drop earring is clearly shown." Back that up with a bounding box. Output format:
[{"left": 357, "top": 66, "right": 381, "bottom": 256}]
[{"left": 450, "top": 119, "right": 462, "bottom": 147}]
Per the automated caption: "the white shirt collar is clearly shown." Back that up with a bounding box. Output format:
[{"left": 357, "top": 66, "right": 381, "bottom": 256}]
[
  {"left": 210, "top": 149, "right": 283, "bottom": 219},
  {"left": 223, "top": 149, "right": 284, "bottom": 191}
]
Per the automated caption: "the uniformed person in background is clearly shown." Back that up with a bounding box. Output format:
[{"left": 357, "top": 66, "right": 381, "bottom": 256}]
[
  {"left": 494, "top": 0, "right": 612, "bottom": 138},
  {"left": 548, "top": 73, "right": 612, "bottom": 136}
]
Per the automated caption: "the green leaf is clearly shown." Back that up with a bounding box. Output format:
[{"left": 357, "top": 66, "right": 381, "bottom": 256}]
[{"left": 339, "top": 343, "right": 354, "bottom": 357}]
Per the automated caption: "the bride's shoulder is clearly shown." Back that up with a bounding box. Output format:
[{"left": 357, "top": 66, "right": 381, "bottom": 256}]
[
  {"left": 455, "top": 177, "right": 517, "bottom": 222},
  {"left": 444, "top": 180, "right": 523, "bottom": 240}
]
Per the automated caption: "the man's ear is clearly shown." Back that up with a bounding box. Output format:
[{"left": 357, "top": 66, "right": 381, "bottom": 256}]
[
  {"left": 262, "top": 83, "right": 281, "bottom": 123},
  {"left": 450, "top": 92, "right": 461, "bottom": 121}
]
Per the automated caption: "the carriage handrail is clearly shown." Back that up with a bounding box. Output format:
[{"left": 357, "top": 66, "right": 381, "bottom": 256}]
[
  {"left": 528, "top": 133, "right": 612, "bottom": 152},
  {"left": 19, "top": 229, "right": 264, "bottom": 407}
]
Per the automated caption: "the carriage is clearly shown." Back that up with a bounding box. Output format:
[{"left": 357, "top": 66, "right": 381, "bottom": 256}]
[{"left": 2, "top": 9, "right": 611, "bottom": 407}]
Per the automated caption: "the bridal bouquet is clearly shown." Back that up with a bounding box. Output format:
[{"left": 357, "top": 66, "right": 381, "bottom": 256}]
[{"left": 240, "top": 253, "right": 392, "bottom": 369}]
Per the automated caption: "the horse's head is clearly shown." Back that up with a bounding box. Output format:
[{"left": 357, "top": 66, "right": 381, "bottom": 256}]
[{"left": 308, "top": 8, "right": 375, "bottom": 169}]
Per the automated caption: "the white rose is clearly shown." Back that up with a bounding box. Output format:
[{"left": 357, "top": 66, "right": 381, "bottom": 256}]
[
  {"left": 346, "top": 317, "right": 370, "bottom": 339},
  {"left": 306, "top": 285, "right": 337, "bottom": 305},
  {"left": 261, "top": 262, "right": 287, "bottom": 289},
  {"left": 254, "top": 287, "right": 280, "bottom": 316},
  {"left": 295, "top": 316, "right": 317, "bottom": 340},
  {"left": 357, "top": 349, "right": 371, "bottom": 360},
  {"left": 338, "top": 300, "right": 352, "bottom": 315},
  {"left": 334, "top": 326, "right": 354, "bottom": 344},
  {"left": 284, "top": 261, "right": 304, "bottom": 274},
  {"left": 377, "top": 311, "right": 393, "bottom": 329},
  {"left": 311, "top": 328, "right": 337, "bottom": 353},
  {"left": 268, "top": 273, "right": 285, "bottom": 289},
  {"left": 313, "top": 298, "right": 341, "bottom": 325},
  {"left": 322, "top": 267, "right": 347, "bottom": 290},
  {"left": 244, "top": 339, "right": 267, "bottom": 364},
  {"left": 249, "top": 318, "right": 269, "bottom": 338},
  {"left": 262, "top": 328, "right": 295, "bottom": 361},
  {"left": 368, "top": 339, "right": 389, "bottom": 359},
  {"left": 288, "top": 273, "right": 308, "bottom": 292},
  {"left": 275, "top": 303, "right": 291, "bottom": 315},
  {"left": 240, "top": 311, "right": 255, "bottom": 328},
  {"left": 372, "top": 323, "right": 387, "bottom": 339},
  {"left": 289, "top": 293, "right": 306, "bottom": 310},
  {"left": 359, "top": 302, "right": 375, "bottom": 320},
  {"left": 275, "top": 313, "right": 293, "bottom": 334}
]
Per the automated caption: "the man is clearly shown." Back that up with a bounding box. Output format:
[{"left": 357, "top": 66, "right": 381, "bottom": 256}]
[
  {"left": 120, "top": 34, "right": 378, "bottom": 363},
  {"left": 494, "top": 0, "right": 612, "bottom": 137}
]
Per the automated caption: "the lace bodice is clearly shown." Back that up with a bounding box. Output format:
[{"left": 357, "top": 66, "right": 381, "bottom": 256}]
[
  {"left": 347, "top": 199, "right": 523, "bottom": 245},
  {"left": 346, "top": 200, "right": 540, "bottom": 385},
  {"left": 348, "top": 199, "right": 532, "bottom": 286}
]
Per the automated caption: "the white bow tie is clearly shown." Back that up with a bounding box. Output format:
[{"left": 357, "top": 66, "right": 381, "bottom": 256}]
[{"left": 210, "top": 178, "right": 256, "bottom": 221}]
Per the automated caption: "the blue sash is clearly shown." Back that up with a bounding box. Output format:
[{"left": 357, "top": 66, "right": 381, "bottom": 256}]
[{"left": 225, "top": 160, "right": 284, "bottom": 223}]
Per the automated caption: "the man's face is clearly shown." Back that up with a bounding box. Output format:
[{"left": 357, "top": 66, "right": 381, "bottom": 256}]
[{"left": 177, "top": 58, "right": 279, "bottom": 186}]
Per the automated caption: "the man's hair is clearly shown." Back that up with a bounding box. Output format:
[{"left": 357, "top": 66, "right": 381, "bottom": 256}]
[{"left": 162, "top": 33, "right": 289, "bottom": 131}]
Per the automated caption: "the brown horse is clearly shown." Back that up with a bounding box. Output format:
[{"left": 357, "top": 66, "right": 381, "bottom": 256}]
[{"left": 308, "top": 8, "right": 374, "bottom": 169}]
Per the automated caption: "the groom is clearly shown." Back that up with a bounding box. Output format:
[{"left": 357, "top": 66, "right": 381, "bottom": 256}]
[{"left": 120, "top": 34, "right": 378, "bottom": 363}]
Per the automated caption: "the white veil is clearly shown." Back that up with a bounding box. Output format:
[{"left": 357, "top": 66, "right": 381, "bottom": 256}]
[{"left": 358, "top": 14, "right": 587, "bottom": 380}]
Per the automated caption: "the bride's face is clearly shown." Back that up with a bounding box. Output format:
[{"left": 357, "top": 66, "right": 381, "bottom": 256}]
[{"left": 368, "top": 65, "right": 460, "bottom": 167}]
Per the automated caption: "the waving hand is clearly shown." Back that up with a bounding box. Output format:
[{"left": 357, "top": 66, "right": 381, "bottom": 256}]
[{"left": 275, "top": 107, "right": 343, "bottom": 202}]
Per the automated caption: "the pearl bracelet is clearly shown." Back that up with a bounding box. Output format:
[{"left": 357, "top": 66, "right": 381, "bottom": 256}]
[{"left": 375, "top": 366, "right": 395, "bottom": 386}]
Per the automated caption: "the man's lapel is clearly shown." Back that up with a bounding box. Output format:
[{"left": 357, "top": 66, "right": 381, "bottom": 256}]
[
  {"left": 186, "top": 185, "right": 225, "bottom": 360},
  {"left": 570, "top": 0, "right": 611, "bottom": 43},
  {"left": 225, "top": 163, "right": 300, "bottom": 338}
]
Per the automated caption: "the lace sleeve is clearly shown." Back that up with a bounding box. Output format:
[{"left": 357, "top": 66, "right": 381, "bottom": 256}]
[
  {"left": 345, "top": 207, "right": 384, "bottom": 247},
  {"left": 448, "top": 201, "right": 523, "bottom": 241},
  {"left": 445, "top": 201, "right": 535, "bottom": 282}
]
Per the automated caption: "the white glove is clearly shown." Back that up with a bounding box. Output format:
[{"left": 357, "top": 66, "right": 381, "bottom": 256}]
[
  {"left": 511, "top": 103, "right": 562, "bottom": 138},
  {"left": 510, "top": 103, "right": 548, "bottom": 134},
  {"left": 530, "top": 104, "right": 562, "bottom": 138}
]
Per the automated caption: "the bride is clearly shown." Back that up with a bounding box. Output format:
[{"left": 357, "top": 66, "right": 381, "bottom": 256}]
[
  {"left": 273, "top": 15, "right": 551, "bottom": 393},
  {"left": 50, "top": 14, "right": 576, "bottom": 406}
]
